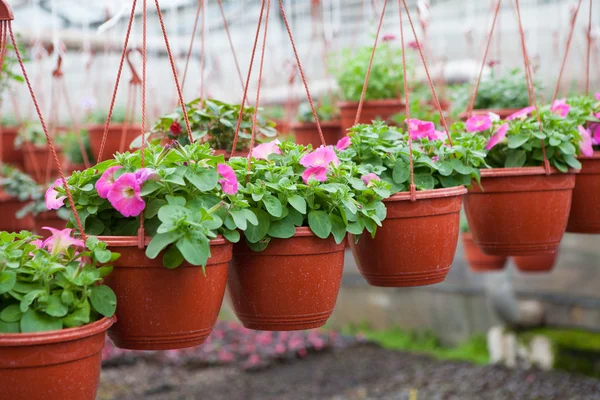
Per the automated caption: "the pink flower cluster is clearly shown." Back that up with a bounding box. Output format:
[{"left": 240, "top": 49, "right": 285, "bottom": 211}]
[
  {"left": 95, "top": 166, "right": 159, "bottom": 217},
  {"left": 551, "top": 99, "right": 571, "bottom": 117},
  {"left": 252, "top": 140, "right": 282, "bottom": 160},
  {"left": 300, "top": 146, "right": 340, "bottom": 184},
  {"left": 34, "top": 227, "right": 85, "bottom": 257},
  {"left": 465, "top": 113, "right": 498, "bottom": 132}
]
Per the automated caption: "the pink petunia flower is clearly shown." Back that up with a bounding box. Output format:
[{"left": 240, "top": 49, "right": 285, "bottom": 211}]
[
  {"left": 595, "top": 93, "right": 600, "bottom": 102},
  {"left": 42, "top": 227, "right": 85, "bottom": 256},
  {"left": 299, "top": 146, "right": 339, "bottom": 168},
  {"left": 382, "top": 33, "right": 396, "bottom": 42},
  {"left": 107, "top": 173, "right": 146, "bottom": 217},
  {"left": 361, "top": 173, "right": 380, "bottom": 185},
  {"left": 506, "top": 106, "right": 535, "bottom": 121},
  {"left": 252, "top": 140, "right": 281, "bottom": 160},
  {"left": 406, "top": 118, "right": 436, "bottom": 140},
  {"left": 45, "top": 179, "right": 66, "bottom": 211},
  {"left": 302, "top": 166, "right": 328, "bottom": 184},
  {"left": 579, "top": 125, "right": 594, "bottom": 157},
  {"left": 592, "top": 124, "right": 600, "bottom": 146},
  {"left": 465, "top": 115, "right": 493, "bottom": 132},
  {"left": 134, "top": 168, "right": 160, "bottom": 184},
  {"left": 336, "top": 136, "right": 351, "bottom": 151},
  {"left": 96, "top": 166, "right": 123, "bottom": 199},
  {"left": 407, "top": 40, "right": 419, "bottom": 50},
  {"left": 217, "top": 164, "right": 239, "bottom": 195},
  {"left": 433, "top": 130, "right": 447, "bottom": 140},
  {"left": 485, "top": 123, "right": 509, "bottom": 151},
  {"left": 551, "top": 99, "right": 571, "bottom": 117}
]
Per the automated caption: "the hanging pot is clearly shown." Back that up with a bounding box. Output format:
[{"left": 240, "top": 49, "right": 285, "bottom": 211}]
[
  {"left": 566, "top": 151, "right": 600, "bottom": 233},
  {"left": 350, "top": 186, "right": 466, "bottom": 287},
  {"left": 0, "top": 317, "right": 113, "bottom": 400},
  {"left": 462, "top": 232, "right": 507, "bottom": 272},
  {"left": 88, "top": 123, "right": 141, "bottom": 162},
  {"left": 464, "top": 167, "right": 577, "bottom": 256},
  {"left": 338, "top": 99, "right": 403, "bottom": 135},
  {"left": 33, "top": 211, "right": 67, "bottom": 237},
  {"left": 514, "top": 250, "right": 559, "bottom": 273},
  {"left": 0, "top": 125, "right": 23, "bottom": 168},
  {"left": 101, "top": 235, "right": 231, "bottom": 350},
  {"left": 458, "top": 108, "right": 521, "bottom": 121},
  {"left": 229, "top": 227, "right": 345, "bottom": 331},
  {"left": 23, "top": 146, "right": 64, "bottom": 183},
  {"left": 290, "top": 121, "right": 342, "bottom": 147},
  {"left": 0, "top": 191, "right": 33, "bottom": 232}
]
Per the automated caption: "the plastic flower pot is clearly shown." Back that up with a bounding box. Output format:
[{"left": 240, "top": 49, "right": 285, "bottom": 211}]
[
  {"left": 23, "top": 147, "right": 64, "bottom": 182},
  {"left": 101, "top": 235, "right": 231, "bottom": 350},
  {"left": 464, "top": 167, "right": 577, "bottom": 256},
  {"left": 338, "top": 99, "right": 403, "bottom": 135},
  {"left": 228, "top": 227, "right": 345, "bottom": 331},
  {"left": 0, "top": 191, "right": 33, "bottom": 232},
  {"left": 0, "top": 317, "right": 114, "bottom": 400},
  {"left": 462, "top": 232, "right": 507, "bottom": 272},
  {"left": 33, "top": 211, "right": 67, "bottom": 237},
  {"left": 88, "top": 123, "right": 142, "bottom": 162},
  {"left": 513, "top": 250, "right": 559, "bottom": 273},
  {"left": 566, "top": 151, "right": 600, "bottom": 233},
  {"left": 0, "top": 125, "right": 23, "bottom": 168},
  {"left": 290, "top": 121, "right": 342, "bottom": 147},
  {"left": 350, "top": 186, "right": 466, "bottom": 287},
  {"left": 458, "top": 108, "right": 521, "bottom": 121}
]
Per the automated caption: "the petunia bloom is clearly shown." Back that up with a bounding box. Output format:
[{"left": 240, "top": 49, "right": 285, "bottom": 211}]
[
  {"left": 336, "top": 136, "right": 351, "bottom": 151},
  {"left": 107, "top": 173, "right": 146, "bottom": 217},
  {"left": 578, "top": 125, "right": 594, "bottom": 157},
  {"left": 382, "top": 33, "right": 396, "bottom": 42},
  {"left": 406, "top": 118, "right": 436, "bottom": 140},
  {"left": 595, "top": 93, "right": 600, "bottom": 102},
  {"left": 465, "top": 115, "right": 493, "bottom": 132},
  {"left": 592, "top": 124, "right": 600, "bottom": 146},
  {"left": 551, "top": 99, "right": 571, "bottom": 117},
  {"left": 134, "top": 168, "right": 160, "bottom": 185},
  {"left": 488, "top": 112, "right": 500, "bottom": 122},
  {"left": 299, "top": 146, "right": 339, "bottom": 168},
  {"left": 361, "top": 173, "right": 380, "bottom": 185},
  {"left": 506, "top": 106, "right": 535, "bottom": 121},
  {"left": 217, "top": 164, "right": 239, "bottom": 195},
  {"left": 169, "top": 121, "right": 183, "bottom": 136},
  {"left": 96, "top": 166, "right": 123, "bottom": 199},
  {"left": 302, "top": 166, "right": 328, "bottom": 184},
  {"left": 251, "top": 140, "right": 281, "bottom": 160},
  {"left": 45, "top": 179, "right": 66, "bottom": 211},
  {"left": 42, "top": 227, "right": 85, "bottom": 256},
  {"left": 485, "top": 123, "right": 509, "bottom": 151}
]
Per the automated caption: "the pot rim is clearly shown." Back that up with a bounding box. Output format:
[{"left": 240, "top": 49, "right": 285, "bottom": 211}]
[
  {"left": 338, "top": 99, "right": 405, "bottom": 107},
  {"left": 479, "top": 166, "right": 580, "bottom": 178},
  {"left": 0, "top": 316, "right": 114, "bottom": 347},
  {"left": 290, "top": 121, "right": 341, "bottom": 129},
  {"left": 384, "top": 186, "right": 467, "bottom": 202},
  {"left": 87, "top": 123, "right": 142, "bottom": 131},
  {"left": 97, "top": 234, "right": 227, "bottom": 247}
]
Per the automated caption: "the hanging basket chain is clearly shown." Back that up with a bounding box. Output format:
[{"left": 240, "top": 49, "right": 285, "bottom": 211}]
[
  {"left": 552, "top": 0, "right": 583, "bottom": 103},
  {"left": 137, "top": 0, "right": 149, "bottom": 248}
]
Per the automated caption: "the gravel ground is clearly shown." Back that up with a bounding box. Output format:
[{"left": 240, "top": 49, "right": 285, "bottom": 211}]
[{"left": 99, "top": 343, "right": 600, "bottom": 400}]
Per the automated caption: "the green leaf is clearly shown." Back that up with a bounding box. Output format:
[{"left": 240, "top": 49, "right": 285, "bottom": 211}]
[
  {"left": 98, "top": 266, "right": 114, "bottom": 278},
  {"left": 146, "top": 231, "right": 182, "bottom": 259},
  {"left": 94, "top": 248, "right": 112, "bottom": 263},
  {"left": 268, "top": 216, "right": 296, "bottom": 239},
  {"left": 244, "top": 209, "right": 270, "bottom": 243},
  {"left": 508, "top": 133, "right": 529, "bottom": 149},
  {"left": 330, "top": 215, "right": 347, "bottom": 244},
  {"left": 43, "top": 294, "right": 69, "bottom": 317},
  {"left": 308, "top": 211, "right": 332, "bottom": 239},
  {"left": 0, "top": 270, "right": 16, "bottom": 294},
  {"left": 414, "top": 173, "right": 435, "bottom": 190},
  {"left": 90, "top": 285, "right": 117, "bottom": 317},
  {"left": 564, "top": 154, "right": 582, "bottom": 170},
  {"left": 392, "top": 160, "right": 410, "bottom": 184},
  {"left": 288, "top": 194, "right": 307, "bottom": 214},
  {"left": 61, "top": 290, "right": 75, "bottom": 305},
  {"left": 222, "top": 229, "right": 241, "bottom": 243},
  {"left": 262, "top": 195, "right": 283, "bottom": 217},
  {"left": 450, "top": 158, "right": 473, "bottom": 175},
  {"left": 140, "top": 181, "right": 161, "bottom": 196},
  {"left": 165, "top": 195, "right": 186, "bottom": 206},
  {"left": 20, "top": 309, "right": 62, "bottom": 333},
  {"left": 163, "top": 245, "right": 185, "bottom": 269},
  {"left": 176, "top": 233, "right": 210, "bottom": 266},
  {"left": 246, "top": 238, "right": 270, "bottom": 252},
  {"left": 158, "top": 204, "right": 190, "bottom": 223},
  {"left": 146, "top": 199, "right": 167, "bottom": 219},
  {"left": 558, "top": 141, "right": 576, "bottom": 155},
  {"left": 505, "top": 150, "right": 527, "bottom": 168},
  {"left": 186, "top": 168, "right": 218, "bottom": 191},
  {"left": 0, "top": 320, "right": 19, "bottom": 333},
  {"left": 0, "top": 305, "right": 22, "bottom": 322},
  {"left": 230, "top": 210, "right": 248, "bottom": 230},
  {"left": 62, "top": 299, "right": 90, "bottom": 328}
]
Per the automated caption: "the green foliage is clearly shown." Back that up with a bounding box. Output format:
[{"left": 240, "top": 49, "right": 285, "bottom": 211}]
[
  {"left": 144, "top": 98, "right": 277, "bottom": 152},
  {"left": 0, "top": 231, "right": 117, "bottom": 333},
  {"left": 228, "top": 141, "right": 389, "bottom": 250},
  {"left": 0, "top": 163, "right": 39, "bottom": 202},
  {"left": 339, "top": 121, "right": 487, "bottom": 194},
  {"left": 14, "top": 122, "right": 51, "bottom": 149},
  {"left": 88, "top": 107, "right": 129, "bottom": 124},
  {"left": 63, "top": 129, "right": 95, "bottom": 165},
  {"left": 0, "top": 42, "right": 25, "bottom": 102},
  {"left": 332, "top": 42, "right": 410, "bottom": 102},
  {"left": 452, "top": 68, "right": 543, "bottom": 113},
  {"left": 297, "top": 97, "right": 338, "bottom": 123}
]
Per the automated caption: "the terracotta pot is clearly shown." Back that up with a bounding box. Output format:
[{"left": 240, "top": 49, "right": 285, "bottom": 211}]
[
  {"left": 0, "top": 192, "right": 34, "bottom": 232},
  {"left": 88, "top": 123, "right": 142, "bottom": 162},
  {"left": 462, "top": 232, "right": 507, "bottom": 272},
  {"left": 465, "top": 167, "right": 577, "bottom": 256},
  {"left": 567, "top": 151, "right": 600, "bottom": 233},
  {"left": 514, "top": 250, "right": 559, "bottom": 273},
  {"left": 350, "top": 186, "right": 466, "bottom": 287},
  {"left": 23, "top": 146, "right": 64, "bottom": 183},
  {"left": 338, "top": 99, "right": 404, "bottom": 135},
  {"left": 229, "top": 227, "right": 345, "bottom": 331},
  {"left": 0, "top": 125, "right": 23, "bottom": 167},
  {"left": 458, "top": 108, "right": 522, "bottom": 121},
  {"left": 291, "top": 121, "right": 342, "bottom": 147},
  {"left": 0, "top": 317, "right": 113, "bottom": 400},
  {"left": 273, "top": 119, "right": 290, "bottom": 135},
  {"left": 101, "top": 236, "right": 231, "bottom": 350},
  {"left": 33, "top": 211, "right": 67, "bottom": 237}
]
